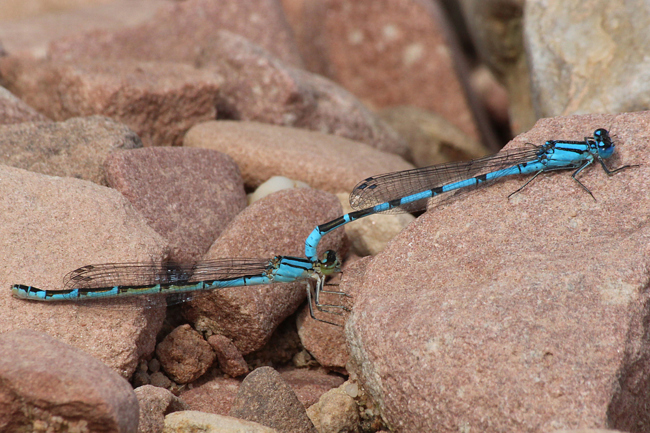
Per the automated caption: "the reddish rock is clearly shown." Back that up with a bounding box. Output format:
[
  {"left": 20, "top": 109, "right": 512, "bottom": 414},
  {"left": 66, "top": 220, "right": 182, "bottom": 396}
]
[
  {"left": 184, "top": 120, "right": 413, "bottom": 193},
  {"left": 48, "top": 0, "right": 303, "bottom": 67},
  {"left": 200, "top": 31, "right": 407, "bottom": 157},
  {"left": 346, "top": 113, "right": 650, "bottom": 432},
  {"left": 0, "top": 56, "right": 222, "bottom": 146},
  {"left": 134, "top": 385, "right": 188, "bottom": 433},
  {"left": 0, "top": 0, "right": 170, "bottom": 57},
  {"left": 157, "top": 324, "right": 216, "bottom": 384},
  {"left": 299, "top": 0, "right": 480, "bottom": 141},
  {"left": 229, "top": 366, "right": 317, "bottom": 433},
  {"left": 105, "top": 147, "right": 247, "bottom": 263},
  {"left": 279, "top": 367, "right": 346, "bottom": 408},
  {"left": 180, "top": 376, "right": 241, "bottom": 415},
  {"left": 208, "top": 334, "right": 250, "bottom": 377},
  {"left": 298, "top": 256, "right": 371, "bottom": 368},
  {"left": 0, "top": 115, "right": 141, "bottom": 185},
  {"left": 0, "top": 86, "right": 49, "bottom": 123},
  {"left": 182, "top": 188, "right": 346, "bottom": 355},
  {"left": 0, "top": 165, "right": 167, "bottom": 377},
  {"left": 0, "top": 329, "right": 138, "bottom": 433}
]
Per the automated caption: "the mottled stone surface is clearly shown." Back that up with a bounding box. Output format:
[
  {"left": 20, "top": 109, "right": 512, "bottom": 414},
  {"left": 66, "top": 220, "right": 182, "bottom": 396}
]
[
  {"left": 0, "top": 116, "right": 141, "bottom": 185},
  {"left": 298, "top": 256, "right": 371, "bottom": 368},
  {"left": 134, "top": 385, "right": 188, "bottom": 433},
  {"left": 458, "top": 0, "right": 533, "bottom": 133},
  {"left": 229, "top": 366, "right": 317, "bottom": 433},
  {"left": 0, "top": 329, "right": 138, "bottom": 433},
  {"left": 165, "top": 411, "right": 280, "bottom": 433},
  {"left": 279, "top": 367, "right": 345, "bottom": 408},
  {"left": 208, "top": 334, "right": 249, "bottom": 377},
  {"left": 0, "top": 165, "right": 167, "bottom": 378},
  {"left": 346, "top": 112, "right": 650, "bottom": 432},
  {"left": 184, "top": 120, "right": 413, "bottom": 194},
  {"left": 0, "top": 85, "right": 49, "bottom": 123},
  {"left": 180, "top": 376, "right": 241, "bottom": 415},
  {"left": 299, "top": 0, "right": 480, "bottom": 141},
  {"left": 306, "top": 383, "right": 360, "bottom": 433},
  {"left": 0, "top": 56, "right": 222, "bottom": 146},
  {"left": 378, "top": 105, "right": 490, "bottom": 167},
  {"left": 525, "top": 1, "right": 650, "bottom": 121},
  {"left": 0, "top": 0, "right": 171, "bottom": 57},
  {"left": 156, "top": 324, "right": 216, "bottom": 384},
  {"left": 182, "top": 188, "right": 346, "bottom": 354},
  {"left": 200, "top": 31, "right": 407, "bottom": 157},
  {"left": 48, "top": 0, "right": 303, "bottom": 67},
  {"left": 105, "top": 147, "right": 247, "bottom": 263}
]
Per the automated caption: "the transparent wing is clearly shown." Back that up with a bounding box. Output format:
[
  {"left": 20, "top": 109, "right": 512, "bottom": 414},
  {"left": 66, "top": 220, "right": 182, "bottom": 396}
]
[{"left": 350, "top": 147, "right": 542, "bottom": 213}]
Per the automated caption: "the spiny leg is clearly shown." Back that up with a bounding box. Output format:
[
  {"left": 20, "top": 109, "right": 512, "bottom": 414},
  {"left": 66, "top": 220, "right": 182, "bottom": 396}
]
[
  {"left": 306, "top": 281, "right": 343, "bottom": 326},
  {"left": 508, "top": 169, "right": 544, "bottom": 199},
  {"left": 571, "top": 159, "right": 596, "bottom": 200},
  {"left": 598, "top": 157, "right": 637, "bottom": 175}
]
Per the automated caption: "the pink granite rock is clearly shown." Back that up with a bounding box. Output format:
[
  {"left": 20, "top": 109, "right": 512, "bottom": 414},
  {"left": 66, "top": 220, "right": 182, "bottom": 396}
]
[
  {"left": 48, "top": 0, "right": 303, "bottom": 67},
  {"left": 208, "top": 334, "right": 250, "bottom": 377},
  {"left": 0, "top": 56, "right": 222, "bottom": 146},
  {"left": 0, "top": 85, "right": 49, "bottom": 123},
  {"left": 346, "top": 112, "right": 650, "bottom": 432},
  {"left": 182, "top": 188, "right": 346, "bottom": 354},
  {"left": 184, "top": 120, "right": 413, "bottom": 193},
  {"left": 229, "top": 366, "right": 318, "bottom": 433},
  {"left": 279, "top": 367, "right": 346, "bottom": 408},
  {"left": 298, "top": 256, "right": 371, "bottom": 369},
  {"left": 105, "top": 147, "right": 247, "bottom": 263},
  {"left": 0, "top": 329, "right": 138, "bottom": 433},
  {"left": 134, "top": 384, "right": 188, "bottom": 433},
  {"left": 0, "top": 165, "right": 167, "bottom": 378},
  {"left": 156, "top": 324, "right": 216, "bottom": 384},
  {"left": 298, "top": 0, "right": 480, "bottom": 141},
  {"left": 180, "top": 376, "right": 241, "bottom": 415},
  {"left": 200, "top": 31, "right": 407, "bottom": 157},
  {"left": 0, "top": 115, "right": 141, "bottom": 185}
]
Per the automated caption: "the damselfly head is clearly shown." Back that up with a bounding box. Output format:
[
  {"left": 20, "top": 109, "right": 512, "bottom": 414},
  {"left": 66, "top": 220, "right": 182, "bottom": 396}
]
[
  {"left": 319, "top": 250, "right": 342, "bottom": 275},
  {"left": 594, "top": 128, "right": 615, "bottom": 158}
]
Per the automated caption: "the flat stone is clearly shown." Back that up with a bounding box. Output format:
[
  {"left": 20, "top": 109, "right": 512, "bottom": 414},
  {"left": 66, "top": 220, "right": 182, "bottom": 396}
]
[
  {"left": 0, "top": 329, "right": 138, "bottom": 433},
  {"left": 105, "top": 147, "right": 247, "bottom": 263},
  {"left": 0, "top": 165, "right": 167, "bottom": 378},
  {"left": 184, "top": 120, "right": 413, "bottom": 194},
  {"left": 48, "top": 0, "right": 303, "bottom": 67},
  {"left": 165, "top": 411, "right": 280, "bottom": 433},
  {"left": 0, "top": 85, "right": 49, "bottom": 124},
  {"left": 0, "top": 56, "right": 222, "bottom": 146},
  {"left": 0, "top": 115, "right": 141, "bottom": 185},
  {"left": 156, "top": 324, "right": 216, "bottom": 384},
  {"left": 134, "top": 384, "right": 188, "bottom": 433},
  {"left": 198, "top": 30, "right": 407, "bottom": 157},
  {"left": 229, "top": 366, "right": 317, "bottom": 433},
  {"left": 346, "top": 112, "right": 650, "bottom": 432},
  {"left": 182, "top": 188, "right": 346, "bottom": 354}
]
